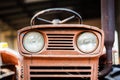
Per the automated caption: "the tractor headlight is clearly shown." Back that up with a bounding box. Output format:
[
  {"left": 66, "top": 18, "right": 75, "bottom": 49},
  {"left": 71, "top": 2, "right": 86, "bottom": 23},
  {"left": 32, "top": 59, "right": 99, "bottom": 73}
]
[
  {"left": 23, "top": 31, "right": 44, "bottom": 53},
  {"left": 77, "top": 32, "right": 98, "bottom": 53}
]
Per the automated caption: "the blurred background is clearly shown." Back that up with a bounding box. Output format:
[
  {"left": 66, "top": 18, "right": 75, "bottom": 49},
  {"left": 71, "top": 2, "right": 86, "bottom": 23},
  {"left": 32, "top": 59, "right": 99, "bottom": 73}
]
[{"left": 0, "top": 0, "right": 120, "bottom": 63}]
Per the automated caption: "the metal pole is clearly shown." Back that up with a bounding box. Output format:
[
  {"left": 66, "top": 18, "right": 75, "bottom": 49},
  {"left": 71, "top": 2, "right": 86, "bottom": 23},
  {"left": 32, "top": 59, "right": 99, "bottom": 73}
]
[{"left": 99, "top": 0, "right": 115, "bottom": 77}]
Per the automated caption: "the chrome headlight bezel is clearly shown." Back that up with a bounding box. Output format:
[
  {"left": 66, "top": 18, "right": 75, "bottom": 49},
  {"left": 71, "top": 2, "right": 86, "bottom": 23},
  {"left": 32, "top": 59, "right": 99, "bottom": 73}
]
[
  {"left": 22, "top": 31, "right": 44, "bottom": 53},
  {"left": 77, "top": 32, "right": 98, "bottom": 54}
]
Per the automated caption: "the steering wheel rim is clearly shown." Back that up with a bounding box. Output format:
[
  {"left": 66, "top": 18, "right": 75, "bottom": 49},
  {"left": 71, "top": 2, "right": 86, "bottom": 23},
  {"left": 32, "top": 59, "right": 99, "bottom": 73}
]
[{"left": 30, "top": 8, "right": 82, "bottom": 25}]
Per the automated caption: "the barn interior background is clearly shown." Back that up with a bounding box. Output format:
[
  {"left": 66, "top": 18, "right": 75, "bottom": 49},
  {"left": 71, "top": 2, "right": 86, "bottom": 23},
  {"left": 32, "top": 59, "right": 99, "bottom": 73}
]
[{"left": 0, "top": 0, "right": 120, "bottom": 63}]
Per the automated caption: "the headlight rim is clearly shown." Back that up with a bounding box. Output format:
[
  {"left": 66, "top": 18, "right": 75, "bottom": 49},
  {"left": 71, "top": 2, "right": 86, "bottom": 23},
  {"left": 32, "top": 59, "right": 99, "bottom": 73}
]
[
  {"left": 77, "top": 31, "right": 99, "bottom": 54},
  {"left": 22, "top": 31, "right": 44, "bottom": 54}
]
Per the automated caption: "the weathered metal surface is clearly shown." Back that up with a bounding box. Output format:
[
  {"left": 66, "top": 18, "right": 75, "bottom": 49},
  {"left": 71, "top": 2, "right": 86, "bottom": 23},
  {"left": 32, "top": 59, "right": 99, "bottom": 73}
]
[{"left": 18, "top": 24, "right": 104, "bottom": 80}]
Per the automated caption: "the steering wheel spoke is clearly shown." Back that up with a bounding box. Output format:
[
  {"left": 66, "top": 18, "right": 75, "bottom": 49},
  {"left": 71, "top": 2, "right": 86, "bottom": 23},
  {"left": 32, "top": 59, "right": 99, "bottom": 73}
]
[
  {"left": 37, "top": 17, "right": 52, "bottom": 24},
  {"left": 60, "top": 15, "right": 75, "bottom": 23}
]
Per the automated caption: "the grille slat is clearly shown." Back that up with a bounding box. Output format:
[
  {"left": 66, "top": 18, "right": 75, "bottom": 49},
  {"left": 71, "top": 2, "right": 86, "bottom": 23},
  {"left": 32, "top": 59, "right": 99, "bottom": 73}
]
[
  {"left": 30, "top": 69, "right": 91, "bottom": 72},
  {"left": 30, "top": 75, "right": 91, "bottom": 78},
  {"left": 48, "top": 37, "right": 73, "bottom": 38},
  {"left": 47, "top": 34, "right": 74, "bottom": 50},
  {"left": 47, "top": 34, "right": 74, "bottom": 36}
]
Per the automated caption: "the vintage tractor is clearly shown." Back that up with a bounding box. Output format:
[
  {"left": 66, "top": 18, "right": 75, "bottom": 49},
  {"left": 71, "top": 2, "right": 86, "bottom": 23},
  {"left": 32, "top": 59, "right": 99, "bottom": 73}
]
[{"left": 17, "top": 8, "right": 115, "bottom": 80}]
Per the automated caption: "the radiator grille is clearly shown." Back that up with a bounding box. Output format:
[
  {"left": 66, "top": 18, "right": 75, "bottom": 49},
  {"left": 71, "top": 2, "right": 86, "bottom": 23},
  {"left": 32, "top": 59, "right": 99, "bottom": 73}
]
[
  {"left": 30, "top": 66, "right": 92, "bottom": 80},
  {"left": 47, "top": 34, "right": 74, "bottom": 50}
]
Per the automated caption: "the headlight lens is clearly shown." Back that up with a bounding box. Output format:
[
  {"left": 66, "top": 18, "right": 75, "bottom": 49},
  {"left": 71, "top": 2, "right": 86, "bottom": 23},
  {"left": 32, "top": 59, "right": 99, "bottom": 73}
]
[
  {"left": 23, "top": 31, "right": 44, "bottom": 53},
  {"left": 77, "top": 32, "right": 98, "bottom": 53}
]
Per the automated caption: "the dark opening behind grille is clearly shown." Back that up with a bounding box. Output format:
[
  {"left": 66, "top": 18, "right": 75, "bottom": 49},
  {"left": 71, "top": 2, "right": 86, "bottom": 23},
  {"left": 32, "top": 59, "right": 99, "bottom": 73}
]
[{"left": 30, "top": 77, "right": 90, "bottom": 80}]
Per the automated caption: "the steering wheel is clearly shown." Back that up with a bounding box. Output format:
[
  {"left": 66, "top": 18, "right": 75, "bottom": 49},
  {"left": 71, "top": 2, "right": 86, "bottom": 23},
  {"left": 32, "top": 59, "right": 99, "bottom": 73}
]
[{"left": 30, "top": 8, "right": 82, "bottom": 25}]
